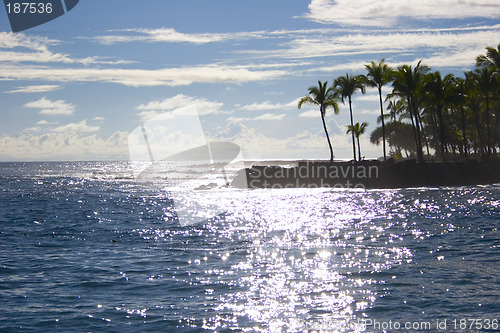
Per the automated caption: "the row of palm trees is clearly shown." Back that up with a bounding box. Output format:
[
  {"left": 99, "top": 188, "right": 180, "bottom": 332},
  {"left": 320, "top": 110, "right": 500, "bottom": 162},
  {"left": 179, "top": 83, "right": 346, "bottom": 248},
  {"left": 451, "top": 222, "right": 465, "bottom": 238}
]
[{"left": 298, "top": 44, "right": 500, "bottom": 163}]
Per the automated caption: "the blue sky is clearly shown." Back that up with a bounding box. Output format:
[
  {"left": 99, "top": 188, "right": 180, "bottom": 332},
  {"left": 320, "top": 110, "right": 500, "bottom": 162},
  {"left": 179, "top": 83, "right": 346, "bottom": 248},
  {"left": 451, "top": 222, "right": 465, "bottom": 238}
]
[{"left": 1, "top": 0, "right": 500, "bottom": 161}]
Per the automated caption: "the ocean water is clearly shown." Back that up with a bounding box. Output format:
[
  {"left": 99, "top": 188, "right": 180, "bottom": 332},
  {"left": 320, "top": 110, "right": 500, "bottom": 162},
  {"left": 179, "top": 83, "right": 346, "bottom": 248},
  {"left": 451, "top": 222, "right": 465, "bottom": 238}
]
[{"left": 0, "top": 161, "right": 499, "bottom": 332}]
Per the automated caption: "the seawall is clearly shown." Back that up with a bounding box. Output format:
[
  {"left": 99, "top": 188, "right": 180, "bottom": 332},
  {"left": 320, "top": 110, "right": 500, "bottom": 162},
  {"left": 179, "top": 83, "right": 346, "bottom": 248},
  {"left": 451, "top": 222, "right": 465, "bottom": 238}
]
[{"left": 232, "top": 160, "right": 500, "bottom": 189}]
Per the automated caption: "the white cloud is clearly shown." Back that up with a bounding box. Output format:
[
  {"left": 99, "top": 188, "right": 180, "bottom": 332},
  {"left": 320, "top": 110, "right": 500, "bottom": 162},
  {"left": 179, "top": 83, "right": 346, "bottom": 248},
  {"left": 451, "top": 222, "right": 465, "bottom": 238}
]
[
  {"left": 238, "top": 98, "right": 300, "bottom": 111},
  {"left": 298, "top": 109, "right": 320, "bottom": 118},
  {"left": 0, "top": 131, "right": 128, "bottom": 161},
  {"left": 255, "top": 113, "right": 286, "bottom": 120},
  {"left": 0, "top": 32, "right": 59, "bottom": 51},
  {"left": 4, "top": 85, "right": 60, "bottom": 94},
  {"left": 355, "top": 93, "right": 380, "bottom": 102},
  {"left": 23, "top": 97, "right": 75, "bottom": 116},
  {"left": 91, "top": 28, "right": 269, "bottom": 45},
  {"left": 52, "top": 120, "right": 99, "bottom": 133},
  {"left": 136, "top": 94, "right": 226, "bottom": 122},
  {"left": 250, "top": 29, "right": 500, "bottom": 62},
  {"left": 137, "top": 94, "right": 223, "bottom": 112},
  {"left": 0, "top": 50, "right": 134, "bottom": 65},
  {"left": 306, "top": 0, "right": 500, "bottom": 27},
  {"left": 308, "top": 61, "right": 368, "bottom": 74},
  {"left": 134, "top": 111, "right": 164, "bottom": 123},
  {"left": 23, "top": 126, "right": 41, "bottom": 132},
  {"left": 0, "top": 64, "right": 288, "bottom": 87},
  {"left": 128, "top": 123, "right": 207, "bottom": 163},
  {"left": 419, "top": 47, "right": 489, "bottom": 68},
  {"left": 0, "top": 50, "right": 75, "bottom": 64},
  {"left": 228, "top": 113, "right": 286, "bottom": 122},
  {"left": 89, "top": 27, "right": 354, "bottom": 46},
  {"left": 36, "top": 120, "right": 58, "bottom": 125},
  {"left": 297, "top": 108, "right": 340, "bottom": 120},
  {"left": 0, "top": 32, "right": 134, "bottom": 65},
  {"left": 356, "top": 109, "right": 379, "bottom": 115}
]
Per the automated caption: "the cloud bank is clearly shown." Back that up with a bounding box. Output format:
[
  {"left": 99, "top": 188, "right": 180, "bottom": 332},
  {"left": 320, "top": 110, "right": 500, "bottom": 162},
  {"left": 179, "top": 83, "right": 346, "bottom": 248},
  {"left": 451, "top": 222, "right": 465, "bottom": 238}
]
[{"left": 306, "top": 0, "right": 500, "bottom": 26}]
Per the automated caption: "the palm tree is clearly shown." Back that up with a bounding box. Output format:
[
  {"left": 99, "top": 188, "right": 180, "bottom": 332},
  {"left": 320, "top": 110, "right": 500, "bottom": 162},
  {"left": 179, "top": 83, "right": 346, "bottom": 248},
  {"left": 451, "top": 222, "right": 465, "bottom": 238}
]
[
  {"left": 298, "top": 80, "right": 340, "bottom": 161},
  {"left": 364, "top": 59, "right": 393, "bottom": 160},
  {"left": 476, "top": 44, "right": 500, "bottom": 70},
  {"left": 470, "top": 66, "right": 497, "bottom": 155},
  {"left": 346, "top": 122, "right": 369, "bottom": 162},
  {"left": 333, "top": 74, "right": 366, "bottom": 161},
  {"left": 476, "top": 44, "right": 500, "bottom": 155},
  {"left": 450, "top": 77, "right": 469, "bottom": 158},
  {"left": 390, "top": 61, "right": 430, "bottom": 163},
  {"left": 465, "top": 70, "right": 487, "bottom": 156},
  {"left": 422, "top": 71, "right": 456, "bottom": 160}
]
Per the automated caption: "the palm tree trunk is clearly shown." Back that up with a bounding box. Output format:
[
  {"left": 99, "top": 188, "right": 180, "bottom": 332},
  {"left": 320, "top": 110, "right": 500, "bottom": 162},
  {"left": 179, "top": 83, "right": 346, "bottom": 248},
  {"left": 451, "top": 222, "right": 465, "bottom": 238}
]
[
  {"left": 424, "top": 131, "right": 431, "bottom": 156},
  {"left": 436, "top": 105, "right": 446, "bottom": 159},
  {"left": 357, "top": 136, "right": 361, "bottom": 162},
  {"left": 430, "top": 109, "right": 439, "bottom": 151},
  {"left": 378, "top": 87, "right": 386, "bottom": 160},
  {"left": 348, "top": 97, "right": 357, "bottom": 161},
  {"left": 320, "top": 106, "right": 334, "bottom": 162},
  {"left": 407, "top": 97, "right": 419, "bottom": 158},
  {"left": 418, "top": 116, "right": 431, "bottom": 156},
  {"left": 460, "top": 106, "right": 468, "bottom": 158},
  {"left": 495, "top": 106, "right": 500, "bottom": 154},
  {"left": 474, "top": 110, "right": 485, "bottom": 156},
  {"left": 486, "top": 95, "right": 491, "bottom": 155},
  {"left": 411, "top": 97, "right": 425, "bottom": 163}
]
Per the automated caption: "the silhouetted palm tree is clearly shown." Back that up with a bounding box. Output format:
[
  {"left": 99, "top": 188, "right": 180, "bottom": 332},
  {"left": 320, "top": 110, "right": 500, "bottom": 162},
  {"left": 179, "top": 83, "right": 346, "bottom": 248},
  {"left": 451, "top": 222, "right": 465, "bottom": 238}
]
[
  {"left": 470, "top": 66, "right": 497, "bottom": 155},
  {"left": 450, "top": 77, "right": 469, "bottom": 158},
  {"left": 422, "top": 71, "right": 456, "bottom": 160},
  {"left": 346, "top": 122, "right": 369, "bottom": 162},
  {"left": 476, "top": 44, "right": 500, "bottom": 155},
  {"left": 465, "top": 70, "right": 487, "bottom": 156},
  {"left": 364, "top": 59, "right": 393, "bottom": 160},
  {"left": 390, "top": 61, "right": 430, "bottom": 163},
  {"left": 333, "top": 74, "right": 366, "bottom": 161},
  {"left": 298, "top": 80, "right": 340, "bottom": 161},
  {"left": 476, "top": 44, "right": 500, "bottom": 70}
]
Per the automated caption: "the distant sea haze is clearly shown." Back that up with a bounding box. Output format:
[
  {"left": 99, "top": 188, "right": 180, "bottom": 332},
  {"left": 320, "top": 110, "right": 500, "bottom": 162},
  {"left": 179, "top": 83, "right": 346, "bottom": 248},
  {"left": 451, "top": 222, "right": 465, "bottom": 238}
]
[{"left": 0, "top": 161, "right": 499, "bottom": 331}]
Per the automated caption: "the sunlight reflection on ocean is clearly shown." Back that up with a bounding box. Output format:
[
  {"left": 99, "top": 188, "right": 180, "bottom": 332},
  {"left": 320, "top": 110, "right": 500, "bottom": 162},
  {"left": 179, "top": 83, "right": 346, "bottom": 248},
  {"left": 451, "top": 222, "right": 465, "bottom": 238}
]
[
  {"left": 186, "top": 189, "right": 413, "bottom": 331},
  {"left": 0, "top": 162, "right": 499, "bottom": 332}
]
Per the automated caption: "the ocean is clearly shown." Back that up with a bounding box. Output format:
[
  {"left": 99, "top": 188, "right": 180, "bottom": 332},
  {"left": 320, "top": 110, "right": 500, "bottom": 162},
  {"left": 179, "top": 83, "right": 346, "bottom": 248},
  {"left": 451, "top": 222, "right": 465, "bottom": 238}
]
[{"left": 0, "top": 161, "right": 499, "bottom": 332}]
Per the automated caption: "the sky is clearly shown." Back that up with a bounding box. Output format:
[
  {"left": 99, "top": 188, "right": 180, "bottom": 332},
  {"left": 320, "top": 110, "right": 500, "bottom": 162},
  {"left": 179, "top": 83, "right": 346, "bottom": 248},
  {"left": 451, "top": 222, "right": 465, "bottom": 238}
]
[{"left": 1, "top": 0, "right": 500, "bottom": 162}]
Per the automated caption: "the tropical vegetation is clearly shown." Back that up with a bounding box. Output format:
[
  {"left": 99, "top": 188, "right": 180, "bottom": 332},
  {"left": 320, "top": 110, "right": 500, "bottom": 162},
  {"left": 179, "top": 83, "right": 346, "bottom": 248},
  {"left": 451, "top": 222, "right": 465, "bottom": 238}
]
[
  {"left": 333, "top": 74, "right": 366, "bottom": 161},
  {"left": 298, "top": 44, "right": 500, "bottom": 162},
  {"left": 346, "top": 122, "right": 369, "bottom": 162},
  {"left": 298, "top": 80, "right": 339, "bottom": 162}
]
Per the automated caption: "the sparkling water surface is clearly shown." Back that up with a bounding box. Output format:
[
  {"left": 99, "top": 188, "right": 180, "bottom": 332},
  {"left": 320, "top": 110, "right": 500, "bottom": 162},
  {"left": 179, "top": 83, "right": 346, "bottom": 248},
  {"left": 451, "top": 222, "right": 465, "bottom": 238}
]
[{"left": 0, "top": 162, "right": 499, "bottom": 332}]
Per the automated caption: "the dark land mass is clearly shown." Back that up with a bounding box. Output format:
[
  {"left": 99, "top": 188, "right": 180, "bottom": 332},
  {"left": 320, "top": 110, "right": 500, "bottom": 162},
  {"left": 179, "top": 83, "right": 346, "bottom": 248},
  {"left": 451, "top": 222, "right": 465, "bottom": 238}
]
[{"left": 232, "top": 159, "right": 500, "bottom": 189}]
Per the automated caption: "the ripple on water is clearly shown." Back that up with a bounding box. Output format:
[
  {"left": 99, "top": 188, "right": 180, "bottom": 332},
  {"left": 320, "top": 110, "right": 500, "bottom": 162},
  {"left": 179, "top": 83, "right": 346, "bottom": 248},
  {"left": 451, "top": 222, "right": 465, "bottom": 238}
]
[{"left": 1, "top": 164, "right": 499, "bottom": 332}]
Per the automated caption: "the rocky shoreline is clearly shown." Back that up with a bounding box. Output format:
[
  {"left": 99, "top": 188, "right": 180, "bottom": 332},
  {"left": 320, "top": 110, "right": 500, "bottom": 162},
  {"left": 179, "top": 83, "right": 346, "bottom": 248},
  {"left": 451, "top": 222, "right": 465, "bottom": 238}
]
[{"left": 232, "top": 159, "right": 500, "bottom": 189}]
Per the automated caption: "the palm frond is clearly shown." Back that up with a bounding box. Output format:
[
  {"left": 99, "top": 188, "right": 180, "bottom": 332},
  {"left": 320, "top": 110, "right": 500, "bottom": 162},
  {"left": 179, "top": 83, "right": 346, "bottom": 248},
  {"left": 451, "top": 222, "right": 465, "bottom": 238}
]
[{"left": 298, "top": 96, "right": 317, "bottom": 109}]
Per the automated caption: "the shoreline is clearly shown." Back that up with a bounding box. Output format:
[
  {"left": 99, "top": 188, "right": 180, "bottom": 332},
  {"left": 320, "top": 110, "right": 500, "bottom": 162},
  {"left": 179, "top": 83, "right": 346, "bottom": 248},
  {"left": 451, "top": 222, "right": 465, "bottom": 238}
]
[{"left": 233, "top": 159, "right": 500, "bottom": 189}]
